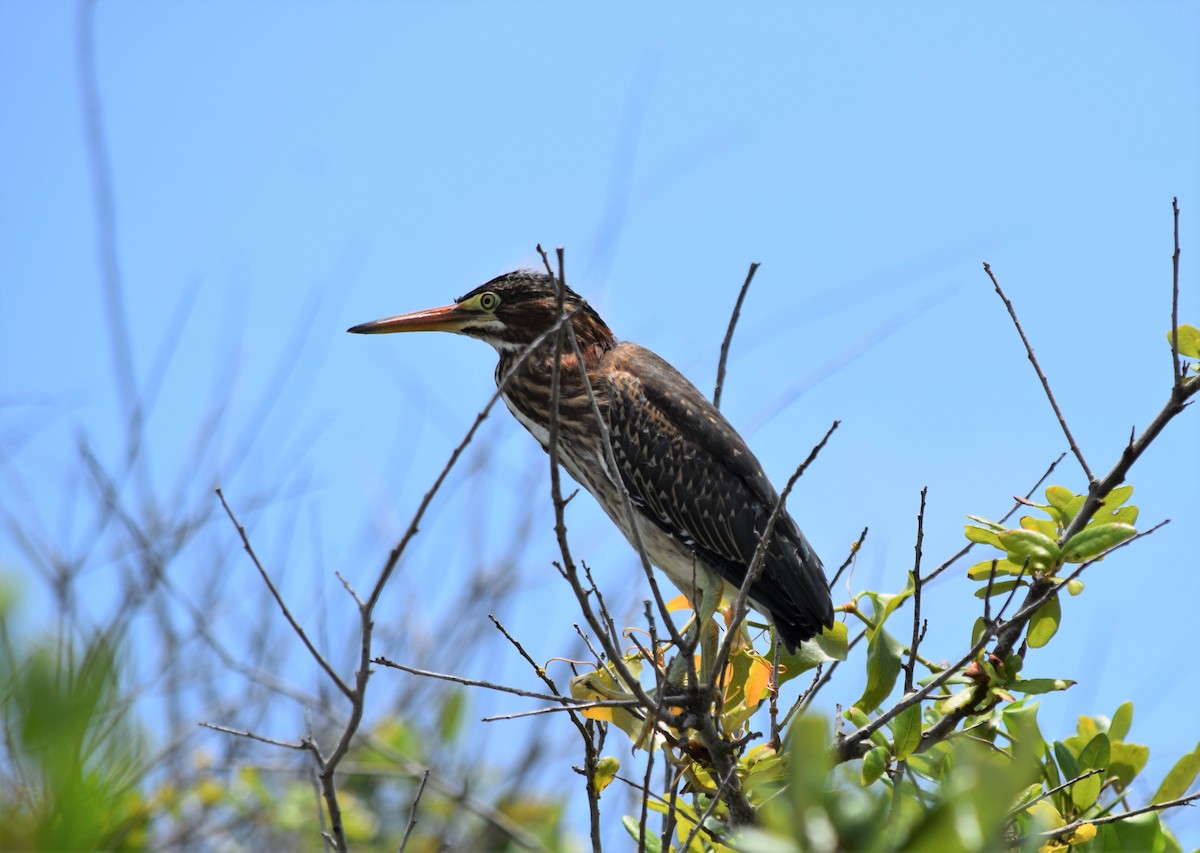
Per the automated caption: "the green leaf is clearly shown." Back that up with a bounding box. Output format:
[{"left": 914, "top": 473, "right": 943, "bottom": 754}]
[
  {"left": 1167, "top": 323, "right": 1200, "bottom": 359},
  {"left": 1102, "top": 810, "right": 1168, "bottom": 852},
  {"left": 1109, "top": 740, "right": 1150, "bottom": 789},
  {"left": 1054, "top": 741, "right": 1081, "bottom": 780},
  {"left": 742, "top": 745, "right": 787, "bottom": 792},
  {"left": 1078, "top": 732, "right": 1111, "bottom": 771},
  {"left": 1045, "top": 485, "right": 1075, "bottom": 511},
  {"left": 778, "top": 620, "right": 848, "bottom": 684},
  {"left": 892, "top": 703, "right": 922, "bottom": 760},
  {"left": 622, "top": 815, "right": 663, "bottom": 853},
  {"left": 861, "top": 744, "right": 889, "bottom": 786},
  {"left": 1109, "top": 701, "right": 1133, "bottom": 741},
  {"left": 1151, "top": 742, "right": 1200, "bottom": 805},
  {"left": 1071, "top": 773, "right": 1102, "bottom": 811},
  {"left": 854, "top": 626, "right": 905, "bottom": 714},
  {"left": 971, "top": 616, "right": 987, "bottom": 647},
  {"left": 593, "top": 755, "right": 620, "bottom": 794},
  {"left": 974, "top": 579, "right": 1024, "bottom": 599},
  {"left": 1096, "top": 484, "right": 1135, "bottom": 513},
  {"left": 786, "top": 713, "right": 832, "bottom": 811},
  {"left": 936, "top": 687, "right": 976, "bottom": 715},
  {"left": 1026, "top": 596, "right": 1062, "bottom": 648},
  {"left": 438, "top": 688, "right": 466, "bottom": 743},
  {"left": 998, "top": 529, "right": 1062, "bottom": 565},
  {"left": 967, "top": 559, "right": 1028, "bottom": 580},
  {"left": 966, "top": 515, "right": 1006, "bottom": 532},
  {"left": 844, "top": 705, "right": 871, "bottom": 730},
  {"left": 815, "top": 620, "right": 850, "bottom": 662},
  {"left": 336, "top": 790, "right": 381, "bottom": 842},
  {"left": 1043, "top": 750, "right": 1062, "bottom": 790},
  {"left": 906, "top": 745, "right": 947, "bottom": 781},
  {"left": 1019, "top": 515, "right": 1060, "bottom": 538},
  {"left": 843, "top": 705, "right": 890, "bottom": 748},
  {"left": 1004, "top": 701, "right": 1047, "bottom": 759},
  {"left": 877, "top": 572, "right": 916, "bottom": 625},
  {"left": 964, "top": 524, "right": 1002, "bottom": 547},
  {"left": 1012, "top": 782, "right": 1045, "bottom": 811},
  {"left": 1107, "top": 505, "right": 1139, "bottom": 525},
  {"left": 1061, "top": 522, "right": 1137, "bottom": 562},
  {"left": 1011, "top": 677, "right": 1075, "bottom": 694},
  {"left": 1064, "top": 493, "right": 1087, "bottom": 524}
]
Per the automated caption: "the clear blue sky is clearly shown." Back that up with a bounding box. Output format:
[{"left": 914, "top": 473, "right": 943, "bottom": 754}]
[{"left": 2, "top": 0, "right": 1197, "bottom": 845}]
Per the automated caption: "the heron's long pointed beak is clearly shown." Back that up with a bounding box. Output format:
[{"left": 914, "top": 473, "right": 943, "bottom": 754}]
[{"left": 347, "top": 303, "right": 472, "bottom": 335}]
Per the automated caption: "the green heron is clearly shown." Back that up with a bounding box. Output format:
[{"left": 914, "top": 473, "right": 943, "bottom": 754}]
[{"left": 348, "top": 271, "right": 834, "bottom": 650}]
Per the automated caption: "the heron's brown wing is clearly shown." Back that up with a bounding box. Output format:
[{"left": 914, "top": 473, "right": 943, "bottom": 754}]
[{"left": 604, "top": 343, "right": 833, "bottom": 648}]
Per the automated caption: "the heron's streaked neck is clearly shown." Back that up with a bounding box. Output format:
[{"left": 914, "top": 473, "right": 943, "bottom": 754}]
[{"left": 490, "top": 320, "right": 615, "bottom": 370}]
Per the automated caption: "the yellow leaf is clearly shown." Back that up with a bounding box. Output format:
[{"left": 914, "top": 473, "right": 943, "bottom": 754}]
[
  {"left": 741, "top": 655, "right": 772, "bottom": 713},
  {"left": 666, "top": 594, "right": 693, "bottom": 612},
  {"left": 1069, "top": 823, "right": 1097, "bottom": 844},
  {"left": 593, "top": 756, "right": 619, "bottom": 793}
]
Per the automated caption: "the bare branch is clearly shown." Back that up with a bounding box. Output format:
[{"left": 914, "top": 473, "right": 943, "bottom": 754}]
[
  {"left": 77, "top": 0, "right": 141, "bottom": 445},
  {"left": 481, "top": 701, "right": 641, "bottom": 721},
  {"left": 216, "top": 488, "right": 352, "bottom": 699},
  {"left": 983, "top": 262, "right": 1094, "bottom": 483},
  {"left": 537, "top": 245, "right": 690, "bottom": 657},
  {"left": 863, "top": 522, "right": 1167, "bottom": 763},
  {"left": 398, "top": 769, "right": 430, "bottom": 852},
  {"left": 1171, "top": 197, "right": 1183, "bottom": 386},
  {"left": 903, "top": 488, "right": 927, "bottom": 695},
  {"left": 1010, "top": 767, "right": 1106, "bottom": 816},
  {"left": 198, "top": 722, "right": 307, "bottom": 752},
  {"left": 830, "top": 526, "right": 868, "bottom": 590},
  {"left": 714, "top": 262, "right": 759, "bottom": 409},
  {"left": 1029, "top": 792, "right": 1200, "bottom": 843},
  {"left": 374, "top": 657, "right": 640, "bottom": 710},
  {"left": 925, "top": 452, "right": 1066, "bottom": 584}
]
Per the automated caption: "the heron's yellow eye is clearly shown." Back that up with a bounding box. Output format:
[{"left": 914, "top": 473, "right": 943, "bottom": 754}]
[{"left": 478, "top": 291, "right": 500, "bottom": 311}]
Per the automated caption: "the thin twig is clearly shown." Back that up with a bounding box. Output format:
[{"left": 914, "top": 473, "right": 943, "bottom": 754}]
[
  {"left": 398, "top": 769, "right": 431, "bottom": 852},
  {"left": 830, "top": 526, "right": 868, "bottom": 590},
  {"left": 216, "top": 489, "right": 352, "bottom": 699},
  {"left": 925, "top": 452, "right": 1066, "bottom": 584},
  {"left": 903, "top": 488, "right": 927, "bottom": 695},
  {"left": 768, "top": 637, "right": 784, "bottom": 750},
  {"left": 304, "top": 708, "right": 330, "bottom": 845},
  {"left": 710, "top": 421, "right": 840, "bottom": 688},
  {"left": 679, "top": 765, "right": 737, "bottom": 850},
  {"left": 1028, "top": 792, "right": 1200, "bottom": 842},
  {"left": 983, "top": 262, "right": 1094, "bottom": 483},
  {"left": 792, "top": 627, "right": 868, "bottom": 719},
  {"left": 661, "top": 760, "right": 684, "bottom": 852},
  {"left": 198, "top": 722, "right": 307, "bottom": 751},
  {"left": 835, "top": 549, "right": 1047, "bottom": 762},
  {"left": 714, "top": 262, "right": 759, "bottom": 409},
  {"left": 481, "top": 700, "right": 642, "bottom": 721},
  {"left": 537, "top": 247, "right": 619, "bottom": 852},
  {"left": 374, "top": 657, "right": 642, "bottom": 709},
  {"left": 980, "top": 307, "right": 1200, "bottom": 666},
  {"left": 535, "top": 244, "right": 690, "bottom": 656},
  {"left": 1171, "top": 197, "right": 1182, "bottom": 386},
  {"left": 529, "top": 256, "right": 706, "bottom": 853},
  {"left": 1010, "top": 767, "right": 1106, "bottom": 816},
  {"left": 638, "top": 725, "right": 656, "bottom": 853},
  {"left": 77, "top": 0, "right": 141, "bottom": 444},
  {"left": 886, "top": 522, "right": 1167, "bottom": 762}
]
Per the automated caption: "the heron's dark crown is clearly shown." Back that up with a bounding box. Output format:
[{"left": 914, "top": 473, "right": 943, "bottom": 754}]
[{"left": 458, "top": 271, "right": 615, "bottom": 353}]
